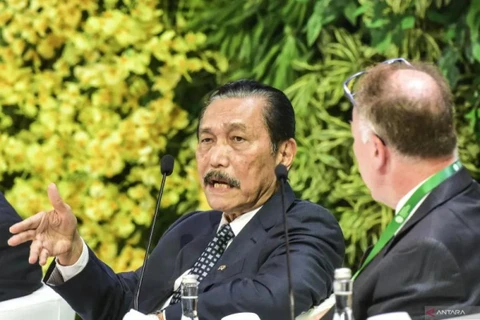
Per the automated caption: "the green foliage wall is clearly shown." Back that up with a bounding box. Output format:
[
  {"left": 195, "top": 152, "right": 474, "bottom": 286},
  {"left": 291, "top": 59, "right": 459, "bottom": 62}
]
[{"left": 181, "top": 0, "right": 480, "bottom": 266}]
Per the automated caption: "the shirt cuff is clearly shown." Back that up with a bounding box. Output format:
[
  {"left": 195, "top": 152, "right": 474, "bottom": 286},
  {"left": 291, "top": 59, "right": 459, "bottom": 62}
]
[{"left": 55, "top": 238, "right": 89, "bottom": 282}]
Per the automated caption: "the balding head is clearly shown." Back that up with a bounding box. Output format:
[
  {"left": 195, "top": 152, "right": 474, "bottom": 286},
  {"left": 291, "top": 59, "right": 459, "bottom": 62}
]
[
  {"left": 387, "top": 69, "right": 443, "bottom": 113},
  {"left": 353, "top": 61, "right": 457, "bottom": 159}
]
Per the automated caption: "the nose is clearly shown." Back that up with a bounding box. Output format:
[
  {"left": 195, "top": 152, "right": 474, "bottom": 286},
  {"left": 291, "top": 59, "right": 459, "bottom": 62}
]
[{"left": 208, "top": 143, "right": 230, "bottom": 168}]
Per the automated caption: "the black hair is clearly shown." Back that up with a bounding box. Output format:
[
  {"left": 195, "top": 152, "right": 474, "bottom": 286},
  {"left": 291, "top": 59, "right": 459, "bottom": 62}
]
[{"left": 198, "top": 79, "right": 295, "bottom": 153}]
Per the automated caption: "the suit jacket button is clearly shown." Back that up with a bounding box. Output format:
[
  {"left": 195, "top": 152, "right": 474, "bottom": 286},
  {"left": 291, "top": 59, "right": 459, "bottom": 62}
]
[{"left": 218, "top": 265, "right": 227, "bottom": 271}]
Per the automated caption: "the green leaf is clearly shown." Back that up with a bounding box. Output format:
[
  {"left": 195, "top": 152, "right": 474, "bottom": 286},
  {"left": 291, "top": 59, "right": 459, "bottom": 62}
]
[
  {"left": 306, "top": 1, "right": 328, "bottom": 46},
  {"left": 439, "top": 47, "right": 460, "bottom": 88},
  {"left": 401, "top": 16, "right": 415, "bottom": 30},
  {"left": 374, "top": 32, "right": 392, "bottom": 53},
  {"left": 352, "top": 3, "right": 369, "bottom": 17},
  {"left": 252, "top": 44, "right": 281, "bottom": 79},
  {"left": 466, "top": 0, "right": 480, "bottom": 61},
  {"left": 473, "top": 43, "right": 480, "bottom": 62},
  {"left": 368, "top": 18, "right": 390, "bottom": 29},
  {"left": 465, "top": 108, "right": 478, "bottom": 131},
  {"left": 344, "top": 2, "right": 359, "bottom": 25}
]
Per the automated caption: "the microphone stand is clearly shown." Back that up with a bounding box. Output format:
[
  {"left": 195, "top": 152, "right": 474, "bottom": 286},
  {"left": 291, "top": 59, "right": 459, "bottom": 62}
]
[
  {"left": 276, "top": 164, "right": 295, "bottom": 320},
  {"left": 133, "top": 155, "right": 174, "bottom": 311}
]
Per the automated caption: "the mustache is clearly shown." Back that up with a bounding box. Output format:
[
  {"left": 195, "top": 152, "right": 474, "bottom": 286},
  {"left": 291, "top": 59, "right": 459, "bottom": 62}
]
[{"left": 203, "top": 171, "right": 241, "bottom": 188}]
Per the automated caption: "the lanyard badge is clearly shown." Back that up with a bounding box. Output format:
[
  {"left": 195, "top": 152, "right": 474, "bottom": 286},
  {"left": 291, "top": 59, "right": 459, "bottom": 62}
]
[{"left": 353, "top": 160, "right": 462, "bottom": 280}]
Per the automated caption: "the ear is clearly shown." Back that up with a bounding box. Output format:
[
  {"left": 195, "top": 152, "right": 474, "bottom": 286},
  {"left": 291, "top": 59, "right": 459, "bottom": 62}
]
[
  {"left": 371, "top": 134, "right": 388, "bottom": 171},
  {"left": 276, "top": 138, "right": 297, "bottom": 170}
]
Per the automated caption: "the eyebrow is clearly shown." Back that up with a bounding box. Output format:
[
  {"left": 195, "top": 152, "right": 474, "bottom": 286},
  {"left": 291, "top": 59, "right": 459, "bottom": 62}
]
[
  {"left": 227, "top": 123, "right": 247, "bottom": 131},
  {"left": 198, "top": 128, "right": 213, "bottom": 135}
]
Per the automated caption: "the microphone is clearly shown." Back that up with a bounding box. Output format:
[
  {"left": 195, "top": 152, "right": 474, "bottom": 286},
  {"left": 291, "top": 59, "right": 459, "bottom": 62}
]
[
  {"left": 275, "top": 164, "right": 294, "bottom": 320},
  {"left": 133, "top": 154, "right": 175, "bottom": 311}
]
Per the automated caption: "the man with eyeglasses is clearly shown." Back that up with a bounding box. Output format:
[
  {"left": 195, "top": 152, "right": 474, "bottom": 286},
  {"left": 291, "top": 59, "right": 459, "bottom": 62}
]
[{"left": 344, "top": 59, "right": 480, "bottom": 319}]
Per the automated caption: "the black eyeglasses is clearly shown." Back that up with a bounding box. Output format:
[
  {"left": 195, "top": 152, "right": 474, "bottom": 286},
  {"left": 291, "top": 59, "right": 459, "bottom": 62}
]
[{"left": 343, "top": 58, "right": 412, "bottom": 106}]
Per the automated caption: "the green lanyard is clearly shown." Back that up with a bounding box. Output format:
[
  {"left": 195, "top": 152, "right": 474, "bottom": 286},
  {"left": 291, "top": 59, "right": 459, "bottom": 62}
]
[{"left": 352, "top": 160, "right": 462, "bottom": 280}]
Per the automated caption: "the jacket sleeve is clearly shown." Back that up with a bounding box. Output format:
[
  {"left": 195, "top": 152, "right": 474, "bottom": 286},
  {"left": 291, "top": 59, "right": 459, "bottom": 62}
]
[
  {"left": 45, "top": 247, "right": 138, "bottom": 320},
  {"left": 0, "top": 222, "right": 43, "bottom": 302},
  {"left": 0, "top": 193, "right": 43, "bottom": 302}
]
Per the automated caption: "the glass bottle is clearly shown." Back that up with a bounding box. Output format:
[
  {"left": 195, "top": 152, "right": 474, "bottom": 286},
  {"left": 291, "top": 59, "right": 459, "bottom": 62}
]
[
  {"left": 333, "top": 268, "right": 354, "bottom": 320},
  {"left": 181, "top": 274, "right": 199, "bottom": 320}
]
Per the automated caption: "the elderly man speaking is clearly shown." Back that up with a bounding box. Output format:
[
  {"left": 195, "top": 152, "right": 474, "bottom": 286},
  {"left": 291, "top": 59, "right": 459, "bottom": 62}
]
[{"left": 8, "top": 79, "right": 344, "bottom": 320}]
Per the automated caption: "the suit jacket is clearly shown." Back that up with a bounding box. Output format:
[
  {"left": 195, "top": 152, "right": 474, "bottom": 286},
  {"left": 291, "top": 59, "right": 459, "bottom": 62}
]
[
  {"left": 45, "top": 184, "right": 344, "bottom": 320},
  {"left": 353, "top": 168, "right": 480, "bottom": 320},
  {"left": 0, "top": 192, "right": 42, "bottom": 302}
]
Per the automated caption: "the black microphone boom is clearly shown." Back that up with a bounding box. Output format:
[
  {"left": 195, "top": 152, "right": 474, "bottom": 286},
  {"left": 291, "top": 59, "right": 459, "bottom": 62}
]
[
  {"left": 275, "top": 164, "right": 295, "bottom": 320},
  {"left": 133, "top": 154, "right": 175, "bottom": 311},
  {"left": 275, "top": 164, "right": 288, "bottom": 182},
  {"left": 161, "top": 154, "right": 174, "bottom": 176}
]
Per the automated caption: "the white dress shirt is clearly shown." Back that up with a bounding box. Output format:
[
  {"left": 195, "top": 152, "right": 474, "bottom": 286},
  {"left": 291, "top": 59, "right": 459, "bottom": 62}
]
[{"left": 54, "top": 207, "right": 262, "bottom": 318}]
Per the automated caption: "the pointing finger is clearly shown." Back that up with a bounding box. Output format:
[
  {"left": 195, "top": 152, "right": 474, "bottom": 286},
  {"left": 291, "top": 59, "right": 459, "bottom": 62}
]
[
  {"left": 9, "top": 212, "right": 44, "bottom": 234},
  {"left": 8, "top": 230, "right": 37, "bottom": 247},
  {"left": 47, "top": 183, "right": 68, "bottom": 212}
]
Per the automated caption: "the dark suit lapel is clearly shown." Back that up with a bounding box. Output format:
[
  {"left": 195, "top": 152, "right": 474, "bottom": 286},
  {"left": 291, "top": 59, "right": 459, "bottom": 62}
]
[
  {"left": 358, "top": 245, "right": 374, "bottom": 270},
  {"left": 171, "top": 212, "right": 222, "bottom": 281},
  {"left": 143, "top": 211, "right": 221, "bottom": 313},
  {"left": 384, "top": 167, "right": 473, "bottom": 255},
  {"left": 199, "top": 183, "right": 296, "bottom": 291},
  {"left": 198, "top": 214, "right": 266, "bottom": 292}
]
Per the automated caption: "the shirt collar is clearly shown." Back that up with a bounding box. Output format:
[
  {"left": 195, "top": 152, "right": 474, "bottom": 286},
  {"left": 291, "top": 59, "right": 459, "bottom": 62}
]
[
  {"left": 395, "top": 176, "right": 429, "bottom": 214},
  {"left": 218, "top": 206, "right": 262, "bottom": 236}
]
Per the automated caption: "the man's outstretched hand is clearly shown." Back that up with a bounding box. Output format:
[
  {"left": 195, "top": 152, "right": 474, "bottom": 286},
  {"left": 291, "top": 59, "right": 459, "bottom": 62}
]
[{"left": 8, "top": 183, "right": 83, "bottom": 266}]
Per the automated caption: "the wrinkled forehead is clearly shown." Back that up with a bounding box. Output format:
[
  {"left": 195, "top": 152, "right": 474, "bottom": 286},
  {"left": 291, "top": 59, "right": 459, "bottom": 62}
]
[{"left": 199, "top": 97, "right": 267, "bottom": 131}]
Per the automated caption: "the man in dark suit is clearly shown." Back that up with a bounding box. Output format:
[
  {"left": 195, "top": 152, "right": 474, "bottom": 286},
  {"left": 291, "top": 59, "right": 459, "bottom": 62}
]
[
  {"left": 8, "top": 80, "right": 345, "bottom": 320},
  {"left": 0, "top": 192, "right": 42, "bottom": 302},
  {"left": 344, "top": 59, "right": 480, "bottom": 319}
]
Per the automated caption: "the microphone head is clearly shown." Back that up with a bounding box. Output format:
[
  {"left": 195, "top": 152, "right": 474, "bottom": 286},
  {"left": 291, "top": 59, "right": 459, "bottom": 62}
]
[
  {"left": 275, "top": 164, "right": 288, "bottom": 181},
  {"left": 160, "top": 154, "right": 174, "bottom": 176}
]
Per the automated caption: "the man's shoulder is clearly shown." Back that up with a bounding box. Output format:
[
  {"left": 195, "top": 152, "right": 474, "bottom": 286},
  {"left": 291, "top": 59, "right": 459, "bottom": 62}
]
[
  {"left": 391, "top": 183, "right": 480, "bottom": 265},
  {"left": 179, "top": 209, "right": 223, "bottom": 222},
  {"left": 0, "top": 192, "right": 22, "bottom": 225},
  {"left": 165, "top": 209, "right": 222, "bottom": 234},
  {"left": 0, "top": 193, "right": 23, "bottom": 244},
  {"left": 434, "top": 169, "right": 480, "bottom": 222},
  {"left": 284, "top": 198, "right": 343, "bottom": 241},
  {"left": 291, "top": 197, "right": 330, "bottom": 210},
  {"left": 289, "top": 198, "right": 336, "bottom": 220},
  {"left": 401, "top": 174, "right": 480, "bottom": 237},
  {"left": 420, "top": 181, "right": 480, "bottom": 238}
]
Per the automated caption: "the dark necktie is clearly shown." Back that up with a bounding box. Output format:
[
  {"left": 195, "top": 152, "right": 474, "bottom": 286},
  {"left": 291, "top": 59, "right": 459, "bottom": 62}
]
[{"left": 169, "top": 223, "right": 235, "bottom": 305}]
